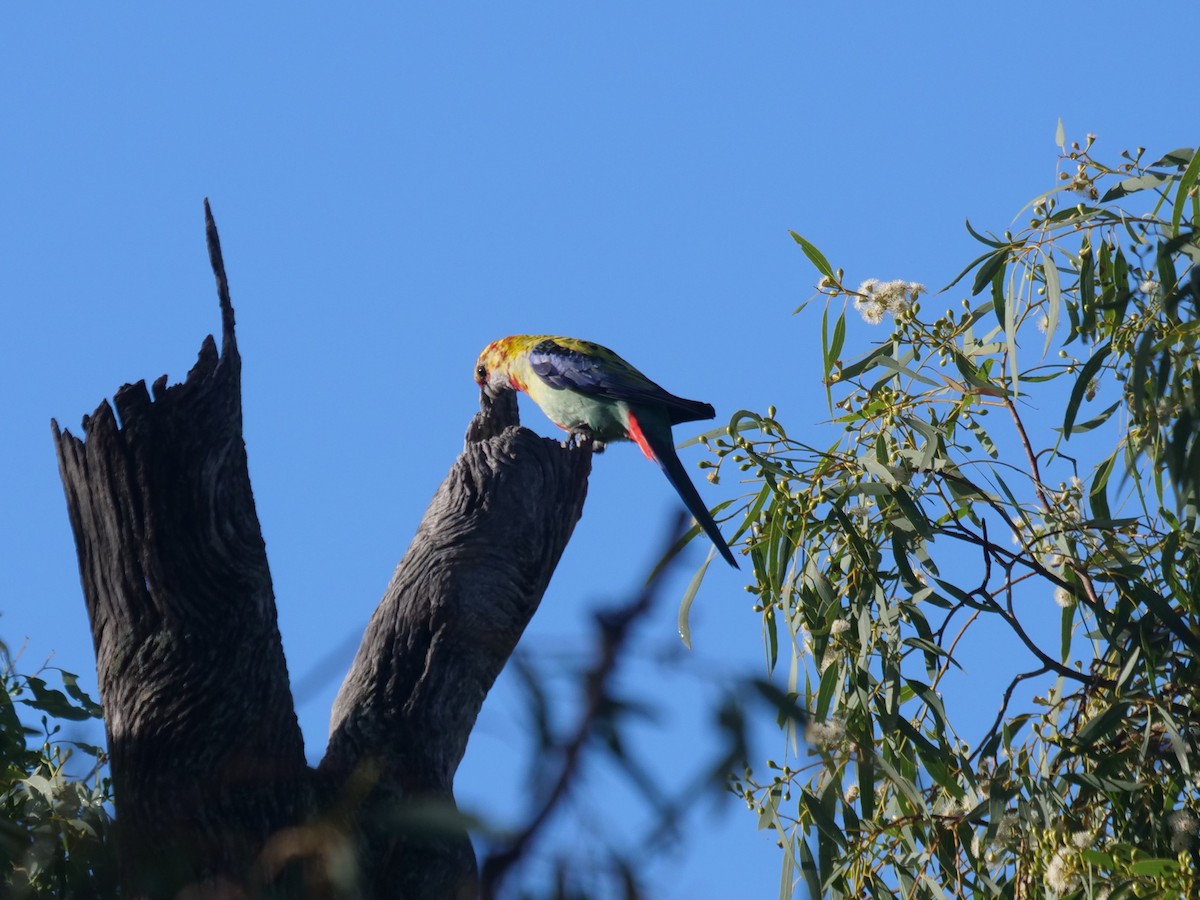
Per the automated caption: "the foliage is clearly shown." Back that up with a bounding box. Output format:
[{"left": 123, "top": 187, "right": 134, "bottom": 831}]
[
  {"left": 0, "top": 641, "right": 115, "bottom": 898},
  {"left": 479, "top": 528, "right": 758, "bottom": 900},
  {"left": 704, "top": 134, "right": 1200, "bottom": 897}
]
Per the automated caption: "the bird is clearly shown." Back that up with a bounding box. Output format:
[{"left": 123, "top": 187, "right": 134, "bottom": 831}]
[{"left": 474, "top": 335, "right": 738, "bottom": 568}]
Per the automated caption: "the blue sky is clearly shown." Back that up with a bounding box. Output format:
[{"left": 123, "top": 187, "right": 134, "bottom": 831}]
[{"left": 4, "top": 4, "right": 1197, "bottom": 897}]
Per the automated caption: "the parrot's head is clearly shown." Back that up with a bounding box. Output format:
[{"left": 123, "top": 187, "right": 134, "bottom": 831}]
[{"left": 474, "top": 337, "right": 526, "bottom": 399}]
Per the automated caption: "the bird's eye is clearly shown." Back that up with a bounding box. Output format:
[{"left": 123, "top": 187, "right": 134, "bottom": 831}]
[{"left": 475, "top": 364, "right": 488, "bottom": 382}]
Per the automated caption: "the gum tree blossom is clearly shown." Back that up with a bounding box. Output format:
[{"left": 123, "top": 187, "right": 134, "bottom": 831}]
[{"left": 854, "top": 279, "right": 925, "bottom": 325}]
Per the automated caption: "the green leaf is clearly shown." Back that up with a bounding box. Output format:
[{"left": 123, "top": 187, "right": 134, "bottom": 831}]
[
  {"left": 798, "top": 837, "right": 822, "bottom": 900},
  {"left": 904, "top": 679, "right": 947, "bottom": 729},
  {"left": 822, "top": 305, "right": 846, "bottom": 411},
  {"left": 789, "top": 231, "right": 835, "bottom": 282},
  {"left": 1100, "top": 172, "right": 1172, "bottom": 203},
  {"left": 971, "top": 248, "right": 1008, "bottom": 297},
  {"left": 1079, "top": 243, "right": 1097, "bottom": 337},
  {"left": 828, "top": 312, "right": 845, "bottom": 370},
  {"left": 1129, "top": 858, "right": 1178, "bottom": 878},
  {"left": 58, "top": 670, "right": 103, "bottom": 718},
  {"left": 815, "top": 658, "right": 839, "bottom": 720},
  {"left": 1157, "top": 704, "right": 1192, "bottom": 775},
  {"left": 1073, "top": 702, "right": 1127, "bottom": 749},
  {"left": 1150, "top": 147, "right": 1195, "bottom": 168},
  {"left": 1171, "top": 145, "right": 1200, "bottom": 236},
  {"left": 1060, "top": 399, "right": 1120, "bottom": 435},
  {"left": 1129, "top": 581, "right": 1200, "bottom": 655},
  {"left": 799, "top": 785, "right": 845, "bottom": 847},
  {"left": 1041, "top": 252, "right": 1061, "bottom": 358},
  {"left": 999, "top": 265, "right": 1019, "bottom": 397},
  {"left": 839, "top": 343, "right": 895, "bottom": 381},
  {"left": 965, "top": 218, "right": 1005, "bottom": 248},
  {"left": 1062, "top": 340, "right": 1111, "bottom": 437},
  {"left": 886, "top": 484, "right": 931, "bottom": 537},
  {"left": 21, "top": 677, "right": 95, "bottom": 722},
  {"left": 943, "top": 247, "right": 1001, "bottom": 292},
  {"left": 1054, "top": 117, "right": 1065, "bottom": 151},
  {"left": 1060, "top": 600, "right": 1074, "bottom": 663},
  {"left": 1107, "top": 244, "right": 1133, "bottom": 325},
  {"left": 875, "top": 753, "right": 926, "bottom": 812},
  {"left": 676, "top": 556, "right": 712, "bottom": 649},
  {"left": 869, "top": 355, "right": 942, "bottom": 388},
  {"left": 933, "top": 578, "right": 990, "bottom": 611},
  {"left": 777, "top": 830, "right": 796, "bottom": 900},
  {"left": 1080, "top": 848, "right": 1114, "bottom": 867}
]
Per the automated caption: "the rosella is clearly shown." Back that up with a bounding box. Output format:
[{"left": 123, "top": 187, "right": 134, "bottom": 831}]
[{"left": 474, "top": 335, "right": 738, "bottom": 568}]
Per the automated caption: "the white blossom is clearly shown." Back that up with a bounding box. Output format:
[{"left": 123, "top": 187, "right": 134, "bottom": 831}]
[
  {"left": 854, "top": 278, "right": 924, "bottom": 324},
  {"left": 806, "top": 718, "right": 846, "bottom": 748},
  {"left": 1168, "top": 809, "right": 1198, "bottom": 852},
  {"left": 830, "top": 619, "right": 850, "bottom": 636},
  {"left": 1054, "top": 587, "right": 1075, "bottom": 609},
  {"left": 1044, "top": 847, "right": 1080, "bottom": 893},
  {"left": 995, "top": 813, "right": 1019, "bottom": 846},
  {"left": 847, "top": 502, "right": 874, "bottom": 522},
  {"left": 1139, "top": 279, "right": 1159, "bottom": 294},
  {"left": 855, "top": 297, "right": 887, "bottom": 325}
]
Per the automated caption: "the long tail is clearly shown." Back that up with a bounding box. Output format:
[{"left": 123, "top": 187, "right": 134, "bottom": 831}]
[{"left": 628, "top": 411, "right": 739, "bottom": 568}]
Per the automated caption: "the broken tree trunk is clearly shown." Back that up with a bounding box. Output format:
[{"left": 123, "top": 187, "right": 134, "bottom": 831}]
[
  {"left": 319, "top": 388, "right": 591, "bottom": 898},
  {"left": 52, "top": 202, "right": 590, "bottom": 898}
]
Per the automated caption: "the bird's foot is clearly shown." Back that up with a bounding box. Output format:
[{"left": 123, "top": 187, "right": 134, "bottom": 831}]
[{"left": 562, "top": 428, "right": 604, "bottom": 453}]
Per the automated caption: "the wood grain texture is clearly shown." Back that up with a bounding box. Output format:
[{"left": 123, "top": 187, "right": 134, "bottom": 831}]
[
  {"left": 52, "top": 203, "right": 310, "bottom": 897},
  {"left": 321, "top": 387, "right": 592, "bottom": 898},
  {"left": 52, "top": 202, "right": 593, "bottom": 898}
]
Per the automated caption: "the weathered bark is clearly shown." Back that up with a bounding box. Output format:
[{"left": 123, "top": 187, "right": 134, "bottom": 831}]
[
  {"left": 53, "top": 203, "right": 310, "bottom": 897},
  {"left": 52, "top": 202, "right": 591, "bottom": 898},
  {"left": 319, "top": 388, "right": 591, "bottom": 898}
]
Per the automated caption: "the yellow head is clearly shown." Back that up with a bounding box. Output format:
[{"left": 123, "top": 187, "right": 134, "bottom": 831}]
[{"left": 474, "top": 335, "right": 540, "bottom": 398}]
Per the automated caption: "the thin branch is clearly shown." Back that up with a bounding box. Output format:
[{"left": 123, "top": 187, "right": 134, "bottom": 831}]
[
  {"left": 931, "top": 527, "right": 1102, "bottom": 687},
  {"left": 931, "top": 608, "right": 981, "bottom": 694},
  {"left": 1002, "top": 394, "right": 1103, "bottom": 611},
  {"left": 478, "top": 515, "right": 688, "bottom": 899},
  {"left": 967, "top": 665, "right": 1051, "bottom": 766}
]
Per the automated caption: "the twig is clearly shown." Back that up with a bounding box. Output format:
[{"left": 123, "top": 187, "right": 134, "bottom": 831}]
[
  {"left": 1002, "top": 395, "right": 1103, "bottom": 613},
  {"left": 479, "top": 514, "right": 688, "bottom": 899},
  {"left": 967, "top": 665, "right": 1051, "bottom": 766}
]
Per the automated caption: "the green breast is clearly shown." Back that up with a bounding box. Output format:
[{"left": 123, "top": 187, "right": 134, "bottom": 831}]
[{"left": 525, "top": 379, "right": 632, "bottom": 443}]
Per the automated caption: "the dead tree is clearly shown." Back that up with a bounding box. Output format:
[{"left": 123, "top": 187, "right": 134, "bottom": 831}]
[{"left": 52, "top": 202, "right": 591, "bottom": 899}]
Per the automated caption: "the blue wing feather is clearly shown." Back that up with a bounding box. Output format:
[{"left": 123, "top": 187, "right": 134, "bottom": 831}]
[{"left": 528, "top": 338, "right": 715, "bottom": 425}]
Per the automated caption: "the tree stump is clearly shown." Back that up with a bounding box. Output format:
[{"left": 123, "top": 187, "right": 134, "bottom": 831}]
[{"left": 52, "top": 202, "right": 591, "bottom": 898}]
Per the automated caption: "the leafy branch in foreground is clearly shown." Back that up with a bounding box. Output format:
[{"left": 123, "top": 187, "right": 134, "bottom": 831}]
[
  {"left": 0, "top": 642, "right": 114, "bottom": 898},
  {"left": 705, "top": 137, "right": 1200, "bottom": 897}
]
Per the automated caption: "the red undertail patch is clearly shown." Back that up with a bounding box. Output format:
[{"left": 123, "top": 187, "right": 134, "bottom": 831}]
[{"left": 626, "top": 411, "right": 657, "bottom": 462}]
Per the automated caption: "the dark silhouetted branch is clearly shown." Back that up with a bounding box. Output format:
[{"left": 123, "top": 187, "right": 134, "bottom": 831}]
[
  {"left": 53, "top": 202, "right": 594, "bottom": 899},
  {"left": 52, "top": 201, "right": 310, "bottom": 897}
]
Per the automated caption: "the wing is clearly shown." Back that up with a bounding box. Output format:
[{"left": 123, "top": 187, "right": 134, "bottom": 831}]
[{"left": 527, "top": 337, "right": 715, "bottom": 425}]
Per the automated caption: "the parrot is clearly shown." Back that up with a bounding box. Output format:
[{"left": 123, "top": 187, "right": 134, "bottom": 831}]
[{"left": 474, "top": 335, "right": 738, "bottom": 568}]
